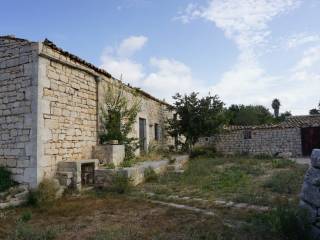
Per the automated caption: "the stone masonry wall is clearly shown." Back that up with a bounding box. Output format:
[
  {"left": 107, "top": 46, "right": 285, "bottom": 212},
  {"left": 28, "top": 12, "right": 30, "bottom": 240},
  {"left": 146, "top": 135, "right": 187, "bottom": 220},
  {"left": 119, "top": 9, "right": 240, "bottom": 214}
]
[
  {"left": 37, "top": 44, "right": 98, "bottom": 179},
  {"left": 300, "top": 149, "right": 320, "bottom": 239},
  {"left": 0, "top": 38, "right": 38, "bottom": 186},
  {"left": 199, "top": 127, "right": 302, "bottom": 156}
]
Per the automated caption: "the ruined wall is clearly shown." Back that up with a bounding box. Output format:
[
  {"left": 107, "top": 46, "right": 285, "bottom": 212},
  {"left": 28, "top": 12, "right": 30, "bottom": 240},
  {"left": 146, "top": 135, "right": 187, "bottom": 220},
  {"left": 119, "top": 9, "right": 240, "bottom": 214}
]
[
  {"left": 0, "top": 38, "right": 38, "bottom": 186},
  {"left": 38, "top": 44, "right": 98, "bottom": 178},
  {"left": 199, "top": 127, "right": 302, "bottom": 156}
]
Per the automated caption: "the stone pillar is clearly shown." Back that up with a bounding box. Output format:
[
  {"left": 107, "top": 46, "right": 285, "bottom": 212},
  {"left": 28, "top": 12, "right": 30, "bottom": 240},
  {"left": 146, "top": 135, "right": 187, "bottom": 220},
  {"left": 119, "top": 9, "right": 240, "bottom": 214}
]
[{"left": 300, "top": 149, "right": 320, "bottom": 239}]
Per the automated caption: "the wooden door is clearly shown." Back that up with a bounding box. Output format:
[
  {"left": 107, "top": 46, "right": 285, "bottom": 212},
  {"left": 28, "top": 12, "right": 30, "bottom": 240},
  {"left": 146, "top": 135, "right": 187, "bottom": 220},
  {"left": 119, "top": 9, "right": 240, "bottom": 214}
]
[
  {"left": 139, "top": 118, "right": 146, "bottom": 153},
  {"left": 301, "top": 127, "right": 320, "bottom": 156}
]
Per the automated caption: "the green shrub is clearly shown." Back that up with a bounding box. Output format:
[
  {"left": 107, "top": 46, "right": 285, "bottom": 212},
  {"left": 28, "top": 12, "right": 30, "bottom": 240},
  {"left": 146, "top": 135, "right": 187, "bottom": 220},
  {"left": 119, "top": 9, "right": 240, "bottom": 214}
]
[
  {"left": 104, "top": 163, "right": 115, "bottom": 169},
  {"left": 120, "top": 159, "right": 136, "bottom": 168},
  {"left": 9, "top": 223, "right": 64, "bottom": 240},
  {"left": 250, "top": 204, "right": 312, "bottom": 240},
  {"left": 144, "top": 167, "right": 158, "bottom": 182},
  {"left": 190, "top": 147, "right": 217, "bottom": 158},
  {"left": 19, "top": 210, "right": 32, "bottom": 223},
  {"left": 271, "top": 158, "right": 294, "bottom": 169},
  {"left": 263, "top": 170, "right": 301, "bottom": 194},
  {"left": 110, "top": 173, "right": 131, "bottom": 194},
  {"left": 0, "top": 166, "right": 13, "bottom": 192},
  {"left": 27, "top": 179, "right": 59, "bottom": 207}
]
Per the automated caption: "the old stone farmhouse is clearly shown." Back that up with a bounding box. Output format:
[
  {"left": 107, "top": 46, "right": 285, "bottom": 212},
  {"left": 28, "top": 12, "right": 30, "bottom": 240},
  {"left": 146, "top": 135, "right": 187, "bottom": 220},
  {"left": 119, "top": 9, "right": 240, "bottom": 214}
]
[
  {"left": 0, "top": 35, "right": 173, "bottom": 188},
  {"left": 198, "top": 115, "right": 320, "bottom": 157}
]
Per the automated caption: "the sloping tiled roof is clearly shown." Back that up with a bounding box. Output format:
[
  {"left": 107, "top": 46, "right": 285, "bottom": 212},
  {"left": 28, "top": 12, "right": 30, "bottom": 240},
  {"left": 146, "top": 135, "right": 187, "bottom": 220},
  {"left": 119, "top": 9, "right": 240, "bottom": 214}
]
[
  {"left": 225, "top": 115, "right": 320, "bottom": 131},
  {"left": 0, "top": 35, "right": 172, "bottom": 108}
]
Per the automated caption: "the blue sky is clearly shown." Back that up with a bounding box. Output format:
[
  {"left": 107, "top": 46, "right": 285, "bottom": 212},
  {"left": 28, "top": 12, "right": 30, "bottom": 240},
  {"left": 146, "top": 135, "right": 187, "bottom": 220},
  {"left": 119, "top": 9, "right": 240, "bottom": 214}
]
[{"left": 1, "top": 0, "right": 320, "bottom": 114}]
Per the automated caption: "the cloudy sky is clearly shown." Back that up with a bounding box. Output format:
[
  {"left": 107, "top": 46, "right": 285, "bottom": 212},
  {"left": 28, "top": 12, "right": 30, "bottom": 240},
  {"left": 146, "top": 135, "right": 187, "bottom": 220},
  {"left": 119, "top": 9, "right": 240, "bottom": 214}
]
[{"left": 1, "top": 0, "right": 320, "bottom": 114}]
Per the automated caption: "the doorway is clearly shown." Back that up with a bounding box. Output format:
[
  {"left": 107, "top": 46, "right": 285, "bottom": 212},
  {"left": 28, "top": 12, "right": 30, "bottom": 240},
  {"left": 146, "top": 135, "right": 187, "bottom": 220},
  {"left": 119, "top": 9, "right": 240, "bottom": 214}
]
[
  {"left": 301, "top": 127, "right": 320, "bottom": 156},
  {"left": 139, "top": 118, "right": 147, "bottom": 153}
]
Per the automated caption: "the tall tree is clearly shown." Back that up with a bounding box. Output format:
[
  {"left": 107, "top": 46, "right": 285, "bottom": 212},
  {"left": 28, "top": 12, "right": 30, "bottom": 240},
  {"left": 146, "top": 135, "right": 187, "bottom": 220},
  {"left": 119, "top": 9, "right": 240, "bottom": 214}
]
[
  {"left": 271, "top": 98, "right": 281, "bottom": 118},
  {"left": 167, "top": 92, "right": 225, "bottom": 151},
  {"left": 225, "top": 104, "right": 274, "bottom": 126},
  {"left": 309, "top": 101, "right": 320, "bottom": 115}
]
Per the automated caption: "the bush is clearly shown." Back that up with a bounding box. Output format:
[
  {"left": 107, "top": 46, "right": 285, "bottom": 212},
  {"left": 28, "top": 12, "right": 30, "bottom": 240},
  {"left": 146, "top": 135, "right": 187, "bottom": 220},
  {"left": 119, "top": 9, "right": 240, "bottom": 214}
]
[
  {"left": 27, "top": 179, "right": 60, "bottom": 207},
  {"left": 250, "top": 203, "right": 312, "bottom": 240},
  {"left": 190, "top": 147, "right": 217, "bottom": 158},
  {"left": 19, "top": 210, "right": 32, "bottom": 223},
  {"left": 9, "top": 223, "right": 64, "bottom": 240},
  {"left": 110, "top": 173, "right": 131, "bottom": 194},
  {"left": 0, "top": 166, "right": 13, "bottom": 192},
  {"left": 263, "top": 170, "right": 301, "bottom": 194},
  {"left": 144, "top": 167, "right": 158, "bottom": 182},
  {"left": 271, "top": 158, "right": 294, "bottom": 169}
]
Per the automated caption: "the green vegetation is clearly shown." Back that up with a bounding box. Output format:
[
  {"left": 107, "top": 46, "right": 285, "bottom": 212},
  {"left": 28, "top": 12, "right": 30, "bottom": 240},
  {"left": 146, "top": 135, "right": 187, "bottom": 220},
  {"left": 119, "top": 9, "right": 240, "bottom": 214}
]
[
  {"left": 8, "top": 223, "right": 64, "bottom": 240},
  {"left": 27, "top": 179, "right": 59, "bottom": 207},
  {"left": 250, "top": 204, "right": 311, "bottom": 240},
  {"left": 167, "top": 92, "right": 225, "bottom": 151},
  {"left": 139, "top": 155, "right": 307, "bottom": 206},
  {"left": 144, "top": 167, "right": 158, "bottom": 182},
  {"left": 0, "top": 166, "right": 14, "bottom": 192},
  {"left": 110, "top": 173, "right": 132, "bottom": 194},
  {"left": 99, "top": 83, "right": 141, "bottom": 161}
]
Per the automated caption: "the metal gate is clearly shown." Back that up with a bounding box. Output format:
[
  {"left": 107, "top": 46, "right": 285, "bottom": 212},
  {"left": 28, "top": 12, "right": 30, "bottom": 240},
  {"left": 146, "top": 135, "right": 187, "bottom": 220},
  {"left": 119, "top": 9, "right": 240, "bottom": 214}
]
[{"left": 301, "top": 127, "right": 320, "bottom": 156}]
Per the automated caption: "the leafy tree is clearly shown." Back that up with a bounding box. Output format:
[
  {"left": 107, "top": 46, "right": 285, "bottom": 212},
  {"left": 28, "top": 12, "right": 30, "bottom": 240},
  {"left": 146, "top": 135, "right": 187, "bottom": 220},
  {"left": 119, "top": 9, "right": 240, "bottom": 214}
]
[
  {"left": 167, "top": 92, "right": 225, "bottom": 151},
  {"left": 277, "top": 111, "right": 292, "bottom": 122},
  {"left": 309, "top": 101, "right": 320, "bottom": 115},
  {"left": 225, "top": 104, "right": 274, "bottom": 126},
  {"left": 99, "top": 83, "right": 141, "bottom": 160},
  {"left": 272, "top": 98, "right": 281, "bottom": 118}
]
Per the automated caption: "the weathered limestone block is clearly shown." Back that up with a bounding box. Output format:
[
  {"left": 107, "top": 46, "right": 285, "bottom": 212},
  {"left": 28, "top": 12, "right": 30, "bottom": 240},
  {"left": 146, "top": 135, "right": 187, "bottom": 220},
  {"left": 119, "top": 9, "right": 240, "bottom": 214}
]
[
  {"left": 311, "top": 149, "right": 320, "bottom": 169},
  {"left": 300, "top": 149, "right": 320, "bottom": 239},
  {"left": 92, "top": 144, "right": 125, "bottom": 167}
]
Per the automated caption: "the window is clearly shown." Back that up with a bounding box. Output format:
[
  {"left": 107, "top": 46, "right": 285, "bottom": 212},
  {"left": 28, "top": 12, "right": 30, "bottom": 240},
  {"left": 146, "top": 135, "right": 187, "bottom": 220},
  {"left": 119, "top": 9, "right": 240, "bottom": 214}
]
[
  {"left": 243, "top": 130, "right": 252, "bottom": 140},
  {"left": 154, "top": 123, "right": 161, "bottom": 141}
]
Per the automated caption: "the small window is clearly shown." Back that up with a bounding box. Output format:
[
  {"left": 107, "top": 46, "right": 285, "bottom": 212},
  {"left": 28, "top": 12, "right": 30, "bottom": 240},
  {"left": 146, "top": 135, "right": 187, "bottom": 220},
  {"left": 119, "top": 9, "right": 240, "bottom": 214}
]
[
  {"left": 154, "top": 123, "right": 160, "bottom": 141},
  {"left": 244, "top": 130, "right": 252, "bottom": 139}
]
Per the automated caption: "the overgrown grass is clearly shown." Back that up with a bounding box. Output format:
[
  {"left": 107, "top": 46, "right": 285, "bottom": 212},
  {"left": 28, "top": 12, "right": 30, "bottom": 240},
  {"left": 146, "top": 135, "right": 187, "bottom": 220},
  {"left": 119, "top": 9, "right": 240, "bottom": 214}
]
[
  {"left": 138, "top": 155, "right": 308, "bottom": 206},
  {"left": 8, "top": 223, "right": 64, "bottom": 240},
  {"left": 144, "top": 167, "right": 158, "bottom": 182},
  {"left": 27, "top": 179, "right": 60, "bottom": 207},
  {"left": 0, "top": 166, "right": 13, "bottom": 192},
  {"left": 248, "top": 203, "right": 312, "bottom": 240}
]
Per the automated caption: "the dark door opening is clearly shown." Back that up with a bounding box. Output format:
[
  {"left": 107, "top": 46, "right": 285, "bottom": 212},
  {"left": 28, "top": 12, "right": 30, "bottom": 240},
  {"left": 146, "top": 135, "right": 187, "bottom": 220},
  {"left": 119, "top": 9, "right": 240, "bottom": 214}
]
[
  {"left": 81, "top": 163, "right": 95, "bottom": 186},
  {"left": 139, "top": 118, "right": 147, "bottom": 153},
  {"left": 301, "top": 127, "right": 320, "bottom": 156}
]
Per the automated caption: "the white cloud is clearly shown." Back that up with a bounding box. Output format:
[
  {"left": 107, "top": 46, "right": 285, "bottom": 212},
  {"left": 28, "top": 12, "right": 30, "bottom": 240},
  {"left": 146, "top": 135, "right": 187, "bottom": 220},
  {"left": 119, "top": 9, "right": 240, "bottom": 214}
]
[
  {"left": 286, "top": 33, "right": 320, "bottom": 49},
  {"left": 100, "top": 36, "right": 199, "bottom": 102},
  {"left": 177, "top": 0, "right": 320, "bottom": 114},
  {"left": 117, "top": 35, "right": 148, "bottom": 58}
]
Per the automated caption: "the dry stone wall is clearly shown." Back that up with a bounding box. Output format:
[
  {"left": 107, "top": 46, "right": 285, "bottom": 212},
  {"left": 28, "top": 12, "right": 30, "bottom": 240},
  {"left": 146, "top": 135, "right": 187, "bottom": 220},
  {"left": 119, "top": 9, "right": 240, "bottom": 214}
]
[
  {"left": 38, "top": 44, "right": 98, "bottom": 178},
  {"left": 0, "top": 38, "right": 38, "bottom": 187},
  {"left": 199, "top": 127, "right": 302, "bottom": 156},
  {"left": 300, "top": 149, "right": 320, "bottom": 239}
]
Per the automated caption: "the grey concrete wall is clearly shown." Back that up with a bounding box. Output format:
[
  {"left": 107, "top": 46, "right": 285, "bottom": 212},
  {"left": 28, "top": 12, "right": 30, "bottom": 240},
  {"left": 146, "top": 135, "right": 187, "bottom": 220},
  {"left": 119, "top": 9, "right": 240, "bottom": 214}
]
[
  {"left": 0, "top": 38, "right": 39, "bottom": 187},
  {"left": 198, "top": 127, "right": 302, "bottom": 156}
]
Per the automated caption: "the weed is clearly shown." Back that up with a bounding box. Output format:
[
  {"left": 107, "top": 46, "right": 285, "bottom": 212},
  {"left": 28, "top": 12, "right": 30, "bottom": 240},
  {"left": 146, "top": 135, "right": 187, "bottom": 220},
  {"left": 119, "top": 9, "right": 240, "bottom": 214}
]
[
  {"left": 271, "top": 158, "right": 294, "bottom": 169},
  {"left": 19, "top": 210, "right": 32, "bottom": 223},
  {"left": 9, "top": 222, "right": 64, "bottom": 240},
  {"left": 104, "top": 163, "right": 115, "bottom": 169},
  {"left": 250, "top": 203, "right": 312, "bottom": 240},
  {"left": 263, "top": 169, "right": 304, "bottom": 194},
  {"left": 120, "top": 159, "right": 136, "bottom": 168},
  {"left": 144, "top": 167, "right": 158, "bottom": 182},
  {"left": 27, "top": 179, "right": 60, "bottom": 207},
  {"left": 0, "top": 166, "right": 13, "bottom": 192},
  {"left": 110, "top": 173, "right": 131, "bottom": 194}
]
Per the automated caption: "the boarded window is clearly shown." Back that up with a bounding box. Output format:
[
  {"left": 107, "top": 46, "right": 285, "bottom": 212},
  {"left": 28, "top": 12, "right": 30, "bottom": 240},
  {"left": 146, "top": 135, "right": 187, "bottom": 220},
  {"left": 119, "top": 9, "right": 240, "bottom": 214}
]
[{"left": 244, "top": 130, "right": 252, "bottom": 139}]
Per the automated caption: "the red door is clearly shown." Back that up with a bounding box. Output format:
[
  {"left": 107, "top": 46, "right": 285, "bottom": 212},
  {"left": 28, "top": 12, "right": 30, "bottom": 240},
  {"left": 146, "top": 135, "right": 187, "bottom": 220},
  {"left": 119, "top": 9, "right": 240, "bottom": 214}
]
[{"left": 301, "top": 127, "right": 320, "bottom": 156}]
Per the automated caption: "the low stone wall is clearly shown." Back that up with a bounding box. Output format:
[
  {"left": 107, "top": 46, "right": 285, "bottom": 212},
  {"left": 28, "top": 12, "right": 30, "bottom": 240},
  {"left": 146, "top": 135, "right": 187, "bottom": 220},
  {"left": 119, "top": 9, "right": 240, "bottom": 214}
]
[
  {"left": 92, "top": 144, "right": 125, "bottom": 166},
  {"left": 0, "top": 185, "right": 28, "bottom": 209},
  {"left": 198, "top": 127, "right": 302, "bottom": 157},
  {"left": 300, "top": 149, "right": 320, "bottom": 239}
]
